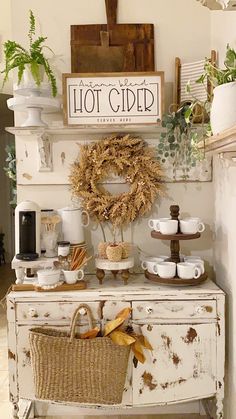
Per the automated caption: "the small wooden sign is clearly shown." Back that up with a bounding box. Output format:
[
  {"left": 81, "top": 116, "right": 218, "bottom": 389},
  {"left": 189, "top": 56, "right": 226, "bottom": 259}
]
[{"left": 63, "top": 72, "right": 164, "bottom": 125}]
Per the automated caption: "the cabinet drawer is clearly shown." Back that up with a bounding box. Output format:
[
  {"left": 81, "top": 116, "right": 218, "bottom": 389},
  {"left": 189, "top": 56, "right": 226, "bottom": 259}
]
[
  {"left": 132, "top": 300, "right": 216, "bottom": 320},
  {"left": 16, "top": 301, "right": 101, "bottom": 322},
  {"left": 103, "top": 301, "right": 131, "bottom": 320}
]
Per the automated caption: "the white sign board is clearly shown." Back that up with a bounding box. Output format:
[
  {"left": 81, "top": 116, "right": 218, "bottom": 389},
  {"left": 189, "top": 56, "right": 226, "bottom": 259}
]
[{"left": 63, "top": 72, "right": 164, "bottom": 125}]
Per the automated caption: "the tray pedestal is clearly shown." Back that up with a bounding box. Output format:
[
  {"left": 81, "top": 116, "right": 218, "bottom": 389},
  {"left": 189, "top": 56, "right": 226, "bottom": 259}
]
[{"left": 95, "top": 257, "right": 134, "bottom": 285}]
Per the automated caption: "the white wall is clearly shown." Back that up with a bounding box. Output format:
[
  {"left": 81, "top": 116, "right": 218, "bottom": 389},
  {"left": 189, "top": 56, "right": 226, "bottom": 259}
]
[
  {"left": 0, "top": 0, "right": 12, "bottom": 94},
  {"left": 213, "top": 158, "right": 236, "bottom": 419},
  {"left": 211, "top": 10, "right": 236, "bottom": 65},
  {"left": 211, "top": 10, "right": 236, "bottom": 419}
]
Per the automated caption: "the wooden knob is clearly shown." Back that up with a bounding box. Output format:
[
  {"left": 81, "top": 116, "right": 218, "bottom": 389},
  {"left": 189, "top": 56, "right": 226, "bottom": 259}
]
[{"left": 170, "top": 205, "right": 180, "bottom": 220}]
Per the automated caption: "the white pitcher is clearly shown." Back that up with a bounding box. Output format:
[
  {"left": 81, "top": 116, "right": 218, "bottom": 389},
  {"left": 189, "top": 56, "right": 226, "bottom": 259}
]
[{"left": 57, "top": 206, "right": 89, "bottom": 244}]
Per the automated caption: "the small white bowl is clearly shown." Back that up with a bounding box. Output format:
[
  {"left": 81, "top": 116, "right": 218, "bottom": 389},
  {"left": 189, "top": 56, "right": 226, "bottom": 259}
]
[{"left": 37, "top": 269, "right": 61, "bottom": 286}]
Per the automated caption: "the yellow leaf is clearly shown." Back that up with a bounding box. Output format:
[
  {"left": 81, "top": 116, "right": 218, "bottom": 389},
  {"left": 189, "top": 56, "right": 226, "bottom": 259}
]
[
  {"left": 104, "top": 317, "right": 124, "bottom": 336},
  {"left": 132, "top": 340, "right": 146, "bottom": 364},
  {"left": 80, "top": 327, "right": 100, "bottom": 339},
  {"left": 115, "top": 307, "right": 132, "bottom": 320},
  {"left": 110, "top": 330, "right": 136, "bottom": 346},
  {"left": 138, "top": 335, "right": 153, "bottom": 351}
]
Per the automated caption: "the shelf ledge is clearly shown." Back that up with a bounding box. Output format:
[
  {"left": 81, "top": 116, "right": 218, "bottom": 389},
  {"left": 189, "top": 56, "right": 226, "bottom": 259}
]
[
  {"left": 198, "top": 125, "right": 236, "bottom": 154},
  {"left": 5, "top": 124, "right": 165, "bottom": 138}
]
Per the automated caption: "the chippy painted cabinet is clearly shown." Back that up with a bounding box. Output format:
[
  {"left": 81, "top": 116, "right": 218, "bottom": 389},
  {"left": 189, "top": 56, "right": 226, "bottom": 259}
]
[{"left": 7, "top": 275, "right": 225, "bottom": 419}]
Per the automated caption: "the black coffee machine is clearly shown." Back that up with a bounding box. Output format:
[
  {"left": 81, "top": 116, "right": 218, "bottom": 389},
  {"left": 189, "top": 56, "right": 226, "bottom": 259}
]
[{"left": 15, "top": 201, "right": 41, "bottom": 260}]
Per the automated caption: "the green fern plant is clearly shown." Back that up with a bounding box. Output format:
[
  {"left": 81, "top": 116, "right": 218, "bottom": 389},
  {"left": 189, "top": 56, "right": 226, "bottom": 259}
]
[{"left": 1, "top": 10, "right": 57, "bottom": 97}]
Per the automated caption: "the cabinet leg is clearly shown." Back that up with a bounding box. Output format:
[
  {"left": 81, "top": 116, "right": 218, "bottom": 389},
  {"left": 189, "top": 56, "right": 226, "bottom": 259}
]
[
  {"left": 13, "top": 401, "right": 19, "bottom": 419},
  {"left": 96, "top": 268, "right": 105, "bottom": 285},
  {"left": 216, "top": 394, "right": 224, "bottom": 418},
  {"left": 15, "top": 268, "right": 25, "bottom": 284},
  {"left": 121, "top": 269, "right": 129, "bottom": 285}
]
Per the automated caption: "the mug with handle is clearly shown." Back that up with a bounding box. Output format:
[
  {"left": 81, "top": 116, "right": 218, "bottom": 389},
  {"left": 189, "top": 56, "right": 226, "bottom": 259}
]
[
  {"left": 177, "top": 262, "right": 202, "bottom": 280},
  {"left": 156, "top": 219, "right": 178, "bottom": 235},
  {"left": 148, "top": 218, "right": 170, "bottom": 231},
  {"left": 184, "top": 258, "right": 205, "bottom": 274},
  {"left": 141, "top": 260, "right": 159, "bottom": 275},
  {"left": 63, "top": 269, "right": 84, "bottom": 284},
  {"left": 180, "top": 218, "right": 205, "bottom": 234}
]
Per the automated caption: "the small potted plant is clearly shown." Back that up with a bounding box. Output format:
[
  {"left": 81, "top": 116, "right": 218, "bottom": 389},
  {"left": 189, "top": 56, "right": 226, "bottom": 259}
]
[
  {"left": 1, "top": 10, "right": 57, "bottom": 97},
  {"left": 197, "top": 45, "right": 236, "bottom": 134}
]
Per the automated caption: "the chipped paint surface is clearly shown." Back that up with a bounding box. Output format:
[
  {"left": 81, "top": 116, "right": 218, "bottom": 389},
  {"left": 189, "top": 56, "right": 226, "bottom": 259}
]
[
  {"left": 183, "top": 327, "right": 198, "bottom": 344},
  {"left": 8, "top": 350, "right": 15, "bottom": 360},
  {"left": 61, "top": 152, "right": 66, "bottom": 165},
  {"left": 141, "top": 371, "right": 157, "bottom": 391},
  {"left": 161, "top": 334, "right": 171, "bottom": 349},
  {"left": 172, "top": 353, "right": 181, "bottom": 366},
  {"left": 22, "top": 173, "right": 32, "bottom": 180},
  {"left": 133, "top": 323, "right": 217, "bottom": 405},
  {"left": 7, "top": 287, "right": 224, "bottom": 414}
]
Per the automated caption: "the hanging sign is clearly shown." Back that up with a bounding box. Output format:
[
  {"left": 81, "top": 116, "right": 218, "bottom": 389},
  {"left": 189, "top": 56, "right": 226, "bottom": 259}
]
[{"left": 63, "top": 72, "right": 164, "bottom": 125}]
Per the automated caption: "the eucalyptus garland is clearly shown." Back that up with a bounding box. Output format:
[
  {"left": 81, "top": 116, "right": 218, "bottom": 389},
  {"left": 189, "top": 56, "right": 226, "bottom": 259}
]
[{"left": 70, "top": 135, "right": 163, "bottom": 227}]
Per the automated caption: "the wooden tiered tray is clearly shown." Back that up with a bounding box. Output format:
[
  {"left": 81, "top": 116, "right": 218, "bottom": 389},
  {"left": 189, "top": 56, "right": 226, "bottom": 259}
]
[
  {"left": 145, "top": 271, "right": 208, "bottom": 287},
  {"left": 145, "top": 205, "right": 207, "bottom": 286}
]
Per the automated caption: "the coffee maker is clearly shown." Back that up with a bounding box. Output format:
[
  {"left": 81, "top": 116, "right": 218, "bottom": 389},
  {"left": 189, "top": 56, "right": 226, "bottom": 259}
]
[{"left": 15, "top": 201, "right": 41, "bottom": 260}]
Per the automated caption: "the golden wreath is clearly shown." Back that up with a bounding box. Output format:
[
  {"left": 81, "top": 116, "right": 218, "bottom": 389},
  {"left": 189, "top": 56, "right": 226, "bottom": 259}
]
[{"left": 70, "top": 135, "right": 163, "bottom": 227}]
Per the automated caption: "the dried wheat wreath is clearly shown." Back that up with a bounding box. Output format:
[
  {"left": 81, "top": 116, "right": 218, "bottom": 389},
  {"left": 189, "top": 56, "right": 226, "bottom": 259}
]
[{"left": 70, "top": 135, "right": 163, "bottom": 227}]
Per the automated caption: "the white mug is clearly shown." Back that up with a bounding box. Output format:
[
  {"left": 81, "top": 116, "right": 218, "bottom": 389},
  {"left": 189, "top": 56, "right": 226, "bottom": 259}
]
[
  {"left": 141, "top": 259, "right": 160, "bottom": 274},
  {"left": 157, "top": 262, "right": 176, "bottom": 278},
  {"left": 156, "top": 219, "right": 178, "bottom": 235},
  {"left": 180, "top": 218, "right": 205, "bottom": 234},
  {"left": 148, "top": 218, "right": 170, "bottom": 231},
  {"left": 63, "top": 269, "right": 84, "bottom": 284},
  {"left": 184, "top": 255, "right": 202, "bottom": 261},
  {"left": 177, "top": 262, "right": 201, "bottom": 279},
  {"left": 184, "top": 257, "right": 205, "bottom": 274}
]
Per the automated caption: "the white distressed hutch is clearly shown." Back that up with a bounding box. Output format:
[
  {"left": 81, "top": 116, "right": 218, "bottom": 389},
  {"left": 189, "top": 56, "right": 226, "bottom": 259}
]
[{"left": 7, "top": 274, "right": 225, "bottom": 419}]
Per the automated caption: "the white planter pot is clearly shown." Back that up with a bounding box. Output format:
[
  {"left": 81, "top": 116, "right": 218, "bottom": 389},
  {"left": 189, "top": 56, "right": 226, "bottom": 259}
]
[
  {"left": 14, "top": 64, "right": 51, "bottom": 97},
  {"left": 211, "top": 82, "right": 236, "bottom": 134}
]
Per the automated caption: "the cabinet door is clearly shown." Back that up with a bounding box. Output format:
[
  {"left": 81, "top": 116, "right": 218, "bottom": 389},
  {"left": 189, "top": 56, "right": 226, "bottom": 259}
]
[{"left": 133, "top": 323, "right": 217, "bottom": 405}]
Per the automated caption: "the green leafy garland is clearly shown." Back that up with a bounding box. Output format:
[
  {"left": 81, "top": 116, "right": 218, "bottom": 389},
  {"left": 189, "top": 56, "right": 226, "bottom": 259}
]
[
  {"left": 157, "top": 105, "right": 206, "bottom": 180},
  {"left": 4, "top": 144, "right": 17, "bottom": 207}
]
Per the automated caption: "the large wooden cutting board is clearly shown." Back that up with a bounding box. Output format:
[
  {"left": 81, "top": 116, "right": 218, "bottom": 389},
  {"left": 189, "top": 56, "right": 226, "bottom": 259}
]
[{"left": 71, "top": 0, "right": 155, "bottom": 73}]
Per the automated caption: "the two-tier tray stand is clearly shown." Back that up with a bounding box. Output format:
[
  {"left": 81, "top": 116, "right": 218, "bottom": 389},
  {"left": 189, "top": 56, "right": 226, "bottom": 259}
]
[{"left": 145, "top": 204, "right": 208, "bottom": 286}]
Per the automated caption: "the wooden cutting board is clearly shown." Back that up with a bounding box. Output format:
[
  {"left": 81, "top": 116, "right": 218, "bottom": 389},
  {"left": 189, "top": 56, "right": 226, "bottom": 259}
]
[
  {"left": 71, "top": 0, "right": 154, "bottom": 73},
  {"left": 11, "top": 281, "right": 87, "bottom": 292}
]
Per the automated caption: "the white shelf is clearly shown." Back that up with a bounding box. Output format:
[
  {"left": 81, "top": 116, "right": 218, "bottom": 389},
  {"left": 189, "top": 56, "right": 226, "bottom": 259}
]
[
  {"left": 5, "top": 124, "right": 164, "bottom": 138},
  {"left": 12, "top": 256, "right": 58, "bottom": 269},
  {"left": 198, "top": 125, "right": 236, "bottom": 156}
]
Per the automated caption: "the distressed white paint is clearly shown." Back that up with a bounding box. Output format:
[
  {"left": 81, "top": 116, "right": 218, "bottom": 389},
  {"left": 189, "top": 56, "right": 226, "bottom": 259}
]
[
  {"left": 132, "top": 300, "right": 217, "bottom": 320},
  {"left": 5, "top": 126, "right": 212, "bottom": 184},
  {"left": 7, "top": 275, "right": 225, "bottom": 418},
  {"left": 133, "top": 323, "right": 217, "bottom": 405}
]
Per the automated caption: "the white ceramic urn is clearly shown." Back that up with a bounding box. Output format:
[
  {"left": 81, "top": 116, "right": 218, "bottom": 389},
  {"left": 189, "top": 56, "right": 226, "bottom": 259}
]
[
  {"left": 211, "top": 81, "right": 236, "bottom": 134},
  {"left": 57, "top": 206, "right": 89, "bottom": 244}
]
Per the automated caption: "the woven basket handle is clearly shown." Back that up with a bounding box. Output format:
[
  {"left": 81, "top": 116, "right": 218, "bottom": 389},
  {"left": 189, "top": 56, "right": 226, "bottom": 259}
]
[{"left": 69, "top": 304, "right": 94, "bottom": 341}]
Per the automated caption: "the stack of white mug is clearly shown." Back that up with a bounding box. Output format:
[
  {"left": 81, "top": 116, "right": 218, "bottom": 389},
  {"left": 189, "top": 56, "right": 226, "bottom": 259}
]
[
  {"left": 142, "top": 256, "right": 204, "bottom": 280},
  {"left": 143, "top": 215, "right": 206, "bottom": 280},
  {"left": 148, "top": 217, "right": 205, "bottom": 235}
]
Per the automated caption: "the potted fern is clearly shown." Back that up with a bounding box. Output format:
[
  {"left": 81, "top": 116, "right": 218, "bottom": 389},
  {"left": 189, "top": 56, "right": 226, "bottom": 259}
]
[
  {"left": 197, "top": 45, "right": 236, "bottom": 134},
  {"left": 2, "top": 10, "right": 57, "bottom": 97}
]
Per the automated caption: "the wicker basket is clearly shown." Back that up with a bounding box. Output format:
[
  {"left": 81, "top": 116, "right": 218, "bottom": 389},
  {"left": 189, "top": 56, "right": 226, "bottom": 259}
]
[{"left": 29, "top": 304, "right": 130, "bottom": 404}]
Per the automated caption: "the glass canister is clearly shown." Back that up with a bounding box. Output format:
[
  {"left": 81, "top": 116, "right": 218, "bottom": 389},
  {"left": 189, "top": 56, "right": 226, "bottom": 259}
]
[{"left": 58, "top": 241, "right": 70, "bottom": 257}]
